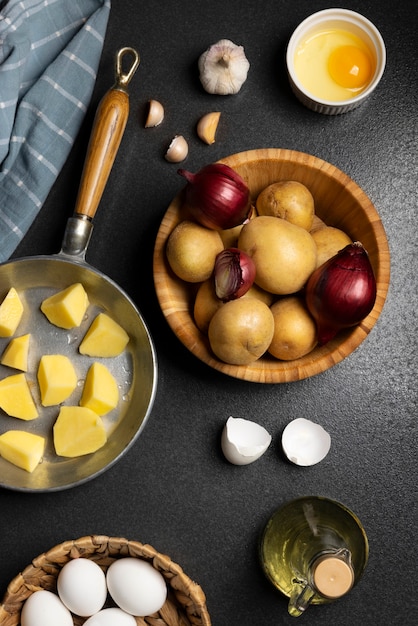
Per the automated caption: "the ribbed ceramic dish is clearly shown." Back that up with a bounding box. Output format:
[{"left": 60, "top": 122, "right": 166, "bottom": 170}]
[
  {"left": 0, "top": 535, "right": 211, "bottom": 626},
  {"left": 153, "top": 148, "right": 390, "bottom": 383}
]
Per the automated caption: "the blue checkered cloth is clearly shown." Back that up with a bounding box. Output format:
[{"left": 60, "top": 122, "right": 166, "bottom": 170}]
[{"left": 0, "top": 0, "right": 111, "bottom": 261}]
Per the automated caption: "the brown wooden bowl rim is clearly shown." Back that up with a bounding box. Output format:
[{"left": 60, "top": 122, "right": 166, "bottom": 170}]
[{"left": 153, "top": 148, "right": 390, "bottom": 383}]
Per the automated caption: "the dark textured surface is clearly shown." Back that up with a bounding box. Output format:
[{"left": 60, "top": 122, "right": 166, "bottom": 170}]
[{"left": 1, "top": 1, "right": 417, "bottom": 624}]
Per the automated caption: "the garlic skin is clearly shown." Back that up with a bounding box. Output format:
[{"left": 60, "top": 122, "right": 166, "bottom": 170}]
[
  {"left": 221, "top": 416, "right": 271, "bottom": 465},
  {"left": 197, "top": 112, "right": 221, "bottom": 144},
  {"left": 145, "top": 99, "right": 164, "bottom": 127},
  {"left": 198, "top": 39, "right": 250, "bottom": 95},
  {"left": 281, "top": 417, "right": 331, "bottom": 466},
  {"left": 165, "top": 135, "right": 188, "bottom": 163}
]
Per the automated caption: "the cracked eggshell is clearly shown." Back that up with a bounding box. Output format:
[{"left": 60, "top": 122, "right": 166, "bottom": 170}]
[
  {"left": 281, "top": 417, "right": 331, "bottom": 466},
  {"left": 221, "top": 416, "right": 272, "bottom": 465}
]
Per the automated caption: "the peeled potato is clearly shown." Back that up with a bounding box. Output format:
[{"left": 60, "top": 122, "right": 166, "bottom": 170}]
[
  {"left": 53, "top": 406, "right": 107, "bottom": 457},
  {"left": 79, "top": 313, "right": 129, "bottom": 357},
  {"left": 0, "top": 288, "right": 24, "bottom": 337}
]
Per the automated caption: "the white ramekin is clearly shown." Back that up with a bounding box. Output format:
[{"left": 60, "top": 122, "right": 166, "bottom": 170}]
[{"left": 286, "top": 8, "right": 386, "bottom": 115}]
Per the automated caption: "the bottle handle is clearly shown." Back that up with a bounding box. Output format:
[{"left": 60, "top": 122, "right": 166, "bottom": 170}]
[{"left": 288, "top": 581, "right": 316, "bottom": 617}]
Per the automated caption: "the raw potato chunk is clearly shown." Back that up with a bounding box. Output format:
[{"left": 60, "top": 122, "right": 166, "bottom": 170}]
[
  {"left": 79, "top": 313, "right": 129, "bottom": 357},
  {"left": 0, "top": 373, "right": 38, "bottom": 420},
  {"left": 0, "top": 430, "right": 45, "bottom": 473},
  {"left": 53, "top": 406, "right": 107, "bottom": 457},
  {"left": 0, "top": 288, "right": 24, "bottom": 337},
  {"left": 80, "top": 362, "right": 119, "bottom": 415},
  {"left": 37, "top": 354, "right": 77, "bottom": 406},
  {"left": 1, "top": 334, "right": 30, "bottom": 371},
  {"left": 41, "top": 283, "right": 89, "bottom": 329}
]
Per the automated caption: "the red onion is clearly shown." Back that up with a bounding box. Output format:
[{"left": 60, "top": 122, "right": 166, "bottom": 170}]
[
  {"left": 178, "top": 163, "right": 251, "bottom": 230},
  {"left": 305, "top": 241, "right": 377, "bottom": 345},
  {"left": 214, "top": 248, "right": 256, "bottom": 301}
]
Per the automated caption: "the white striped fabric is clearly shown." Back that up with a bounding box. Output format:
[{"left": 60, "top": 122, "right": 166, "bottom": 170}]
[{"left": 0, "top": 0, "right": 111, "bottom": 260}]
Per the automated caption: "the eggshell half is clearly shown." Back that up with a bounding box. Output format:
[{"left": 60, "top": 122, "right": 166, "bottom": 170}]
[
  {"left": 106, "top": 557, "right": 167, "bottom": 616},
  {"left": 221, "top": 416, "right": 272, "bottom": 465},
  {"left": 282, "top": 417, "right": 331, "bottom": 466}
]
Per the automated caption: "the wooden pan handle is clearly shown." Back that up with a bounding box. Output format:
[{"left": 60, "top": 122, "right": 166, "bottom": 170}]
[{"left": 73, "top": 47, "right": 140, "bottom": 220}]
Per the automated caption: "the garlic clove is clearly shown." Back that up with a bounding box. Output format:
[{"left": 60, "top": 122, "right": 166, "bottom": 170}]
[
  {"left": 197, "top": 112, "right": 221, "bottom": 145},
  {"left": 145, "top": 99, "right": 164, "bottom": 127},
  {"left": 198, "top": 39, "right": 250, "bottom": 95},
  {"left": 221, "top": 416, "right": 272, "bottom": 465},
  {"left": 281, "top": 417, "right": 331, "bottom": 466},
  {"left": 165, "top": 135, "right": 188, "bottom": 163}
]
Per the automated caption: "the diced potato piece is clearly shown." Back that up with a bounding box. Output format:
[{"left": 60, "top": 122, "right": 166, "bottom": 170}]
[
  {"left": 37, "top": 354, "right": 77, "bottom": 406},
  {"left": 80, "top": 362, "right": 119, "bottom": 415},
  {"left": 0, "top": 373, "right": 38, "bottom": 420},
  {"left": 0, "top": 430, "right": 45, "bottom": 472},
  {"left": 40, "top": 283, "right": 89, "bottom": 329},
  {"left": 1, "top": 334, "right": 30, "bottom": 371},
  {"left": 79, "top": 313, "right": 129, "bottom": 357},
  {"left": 0, "top": 288, "right": 24, "bottom": 337},
  {"left": 53, "top": 406, "right": 107, "bottom": 457}
]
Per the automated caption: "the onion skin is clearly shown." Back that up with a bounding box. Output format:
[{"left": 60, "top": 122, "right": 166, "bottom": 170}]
[
  {"left": 305, "top": 242, "right": 377, "bottom": 345},
  {"left": 214, "top": 247, "right": 256, "bottom": 301},
  {"left": 178, "top": 164, "right": 251, "bottom": 230}
]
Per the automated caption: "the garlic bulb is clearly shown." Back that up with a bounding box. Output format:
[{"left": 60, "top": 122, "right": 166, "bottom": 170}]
[{"left": 198, "top": 39, "right": 250, "bottom": 95}]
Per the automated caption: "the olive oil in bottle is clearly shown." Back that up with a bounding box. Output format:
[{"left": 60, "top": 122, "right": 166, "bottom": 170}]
[{"left": 260, "top": 496, "right": 369, "bottom": 617}]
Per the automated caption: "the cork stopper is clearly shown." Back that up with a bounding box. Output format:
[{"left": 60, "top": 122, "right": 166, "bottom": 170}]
[{"left": 312, "top": 555, "right": 354, "bottom": 599}]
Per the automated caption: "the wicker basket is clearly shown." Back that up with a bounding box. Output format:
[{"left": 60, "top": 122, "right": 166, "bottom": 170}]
[{"left": 0, "top": 535, "right": 211, "bottom": 626}]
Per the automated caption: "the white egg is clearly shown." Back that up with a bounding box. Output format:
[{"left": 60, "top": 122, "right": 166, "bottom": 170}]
[
  {"left": 83, "top": 607, "right": 137, "bottom": 625},
  {"left": 282, "top": 417, "right": 331, "bottom": 466},
  {"left": 21, "top": 589, "right": 73, "bottom": 626},
  {"left": 57, "top": 557, "right": 107, "bottom": 617},
  {"left": 221, "top": 416, "right": 272, "bottom": 465},
  {"left": 106, "top": 557, "right": 167, "bottom": 616}
]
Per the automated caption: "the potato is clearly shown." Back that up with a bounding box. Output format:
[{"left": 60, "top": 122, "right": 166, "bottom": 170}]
[
  {"left": 268, "top": 297, "right": 317, "bottom": 360},
  {"left": 310, "top": 214, "right": 327, "bottom": 233},
  {"left": 1, "top": 334, "right": 30, "bottom": 371},
  {"left": 256, "top": 181, "right": 314, "bottom": 231},
  {"left": 41, "top": 283, "right": 89, "bottom": 329},
  {"left": 79, "top": 313, "right": 129, "bottom": 357},
  {"left": 241, "top": 283, "right": 275, "bottom": 307},
  {"left": 194, "top": 279, "right": 223, "bottom": 334},
  {"left": 0, "top": 373, "right": 38, "bottom": 420},
  {"left": 238, "top": 216, "right": 317, "bottom": 295},
  {"left": 53, "top": 406, "right": 107, "bottom": 457},
  {"left": 0, "top": 430, "right": 45, "bottom": 473},
  {"left": 312, "top": 226, "right": 352, "bottom": 268},
  {"left": 166, "top": 219, "right": 223, "bottom": 282},
  {"left": 37, "top": 354, "right": 77, "bottom": 407},
  {"left": 80, "top": 362, "right": 119, "bottom": 415},
  {"left": 208, "top": 298, "right": 274, "bottom": 365},
  {"left": 0, "top": 287, "right": 24, "bottom": 337}
]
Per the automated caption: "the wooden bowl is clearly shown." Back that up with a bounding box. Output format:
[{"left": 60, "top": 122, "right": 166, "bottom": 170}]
[
  {"left": 153, "top": 149, "right": 390, "bottom": 383},
  {"left": 0, "top": 535, "right": 211, "bottom": 626}
]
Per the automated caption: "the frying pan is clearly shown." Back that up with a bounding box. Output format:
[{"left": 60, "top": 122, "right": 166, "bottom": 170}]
[{"left": 0, "top": 48, "right": 157, "bottom": 492}]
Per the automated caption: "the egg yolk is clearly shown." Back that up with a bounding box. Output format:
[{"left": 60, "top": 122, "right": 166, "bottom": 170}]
[{"left": 328, "top": 45, "right": 372, "bottom": 89}]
